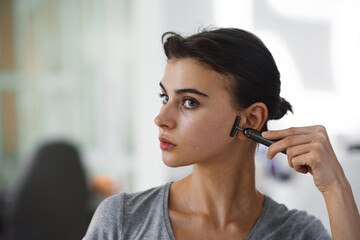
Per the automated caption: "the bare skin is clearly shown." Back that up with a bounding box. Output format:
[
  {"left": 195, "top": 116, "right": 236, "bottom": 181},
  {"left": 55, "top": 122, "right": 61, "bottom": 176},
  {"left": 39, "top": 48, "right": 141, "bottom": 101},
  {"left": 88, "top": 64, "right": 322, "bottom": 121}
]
[{"left": 155, "top": 58, "right": 360, "bottom": 239}]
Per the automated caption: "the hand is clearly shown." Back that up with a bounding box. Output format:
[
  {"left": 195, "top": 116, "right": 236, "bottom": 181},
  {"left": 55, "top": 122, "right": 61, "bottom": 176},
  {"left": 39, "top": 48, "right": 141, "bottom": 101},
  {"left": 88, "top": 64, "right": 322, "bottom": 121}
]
[{"left": 262, "top": 125, "right": 347, "bottom": 193}]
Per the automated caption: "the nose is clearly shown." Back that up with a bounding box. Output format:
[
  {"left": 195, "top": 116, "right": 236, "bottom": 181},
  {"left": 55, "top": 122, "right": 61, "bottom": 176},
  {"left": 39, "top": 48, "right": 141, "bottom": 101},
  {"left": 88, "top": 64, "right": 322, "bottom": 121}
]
[{"left": 154, "top": 106, "right": 176, "bottom": 130}]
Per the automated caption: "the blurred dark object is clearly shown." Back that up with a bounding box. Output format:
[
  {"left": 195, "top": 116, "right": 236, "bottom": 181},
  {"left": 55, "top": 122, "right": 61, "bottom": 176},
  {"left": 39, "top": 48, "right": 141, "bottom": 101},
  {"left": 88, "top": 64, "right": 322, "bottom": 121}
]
[
  {"left": 0, "top": 194, "right": 3, "bottom": 236},
  {"left": 5, "top": 141, "right": 89, "bottom": 240},
  {"left": 0, "top": 190, "right": 11, "bottom": 238},
  {"left": 348, "top": 144, "right": 360, "bottom": 152}
]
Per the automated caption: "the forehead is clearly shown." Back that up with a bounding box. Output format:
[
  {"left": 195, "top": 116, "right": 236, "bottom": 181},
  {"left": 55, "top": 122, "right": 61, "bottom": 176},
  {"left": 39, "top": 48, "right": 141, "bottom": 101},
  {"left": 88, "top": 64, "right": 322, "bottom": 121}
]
[{"left": 162, "top": 58, "right": 228, "bottom": 93}]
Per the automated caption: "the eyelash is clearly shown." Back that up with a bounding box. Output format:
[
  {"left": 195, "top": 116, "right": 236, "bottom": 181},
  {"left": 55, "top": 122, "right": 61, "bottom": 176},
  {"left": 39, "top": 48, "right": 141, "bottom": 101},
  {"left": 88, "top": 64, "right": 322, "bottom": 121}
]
[
  {"left": 159, "top": 93, "right": 169, "bottom": 104},
  {"left": 158, "top": 93, "right": 199, "bottom": 109}
]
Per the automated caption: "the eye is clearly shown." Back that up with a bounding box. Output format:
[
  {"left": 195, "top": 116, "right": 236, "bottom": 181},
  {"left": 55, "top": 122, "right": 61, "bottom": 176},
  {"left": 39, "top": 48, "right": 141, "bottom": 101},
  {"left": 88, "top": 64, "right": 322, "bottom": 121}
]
[
  {"left": 159, "top": 93, "right": 169, "bottom": 104},
  {"left": 184, "top": 98, "right": 199, "bottom": 109}
]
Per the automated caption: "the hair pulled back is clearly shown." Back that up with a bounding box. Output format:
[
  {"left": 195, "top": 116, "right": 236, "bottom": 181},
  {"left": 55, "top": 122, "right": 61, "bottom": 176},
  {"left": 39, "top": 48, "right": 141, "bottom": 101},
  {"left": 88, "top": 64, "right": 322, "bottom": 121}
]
[{"left": 162, "top": 28, "right": 292, "bottom": 131}]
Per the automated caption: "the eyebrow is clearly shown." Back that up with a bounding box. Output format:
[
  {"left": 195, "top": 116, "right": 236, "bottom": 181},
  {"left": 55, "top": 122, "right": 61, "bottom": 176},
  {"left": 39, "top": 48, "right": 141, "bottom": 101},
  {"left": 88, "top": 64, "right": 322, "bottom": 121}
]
[{"left": 159, "top": 82, "right": 209, "bottom": 97}]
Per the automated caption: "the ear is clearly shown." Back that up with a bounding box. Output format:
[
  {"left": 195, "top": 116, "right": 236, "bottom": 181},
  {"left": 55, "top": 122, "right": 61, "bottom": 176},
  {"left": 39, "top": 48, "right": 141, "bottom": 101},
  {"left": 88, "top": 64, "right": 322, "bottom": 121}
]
[{"left": 237, "top": 102, "right": 268, "bottom": 140}]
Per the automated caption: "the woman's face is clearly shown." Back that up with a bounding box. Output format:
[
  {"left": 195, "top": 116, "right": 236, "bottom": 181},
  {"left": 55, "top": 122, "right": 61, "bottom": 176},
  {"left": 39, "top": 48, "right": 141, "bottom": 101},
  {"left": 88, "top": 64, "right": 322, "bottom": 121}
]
[{"left": 154, "top": 58, "right": 240, "bottom": 167}]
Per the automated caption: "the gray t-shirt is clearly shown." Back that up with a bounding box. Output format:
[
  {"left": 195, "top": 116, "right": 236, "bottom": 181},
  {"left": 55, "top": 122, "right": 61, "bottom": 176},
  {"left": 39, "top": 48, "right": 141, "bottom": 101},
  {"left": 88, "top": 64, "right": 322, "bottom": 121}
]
[{"left": 84, "top": 182, "right": 331, "bottom": 239}]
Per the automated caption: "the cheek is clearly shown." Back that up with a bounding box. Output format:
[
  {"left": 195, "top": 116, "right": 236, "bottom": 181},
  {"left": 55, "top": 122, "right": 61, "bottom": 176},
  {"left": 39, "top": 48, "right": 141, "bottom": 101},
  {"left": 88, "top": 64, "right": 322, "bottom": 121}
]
[
  {"left": 162, "top": 108, "right": 236, "bottom": 167},
  {"left": 181, "top": 114, "right": 231, "bottom": 155}
]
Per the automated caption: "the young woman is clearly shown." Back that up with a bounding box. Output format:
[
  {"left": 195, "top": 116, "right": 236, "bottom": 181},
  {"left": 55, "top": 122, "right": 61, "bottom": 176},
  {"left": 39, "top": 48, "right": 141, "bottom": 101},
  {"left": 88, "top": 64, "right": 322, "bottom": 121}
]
[{"left": 84, "top": 28, "right": 360, "bottom": 239}]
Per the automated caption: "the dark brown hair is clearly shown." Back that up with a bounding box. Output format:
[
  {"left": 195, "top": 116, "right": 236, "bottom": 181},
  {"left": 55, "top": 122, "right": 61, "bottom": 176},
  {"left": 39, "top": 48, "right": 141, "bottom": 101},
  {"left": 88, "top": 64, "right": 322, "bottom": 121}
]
[{"left": 162, "top": 28, "right": 292, "bottom": 131}]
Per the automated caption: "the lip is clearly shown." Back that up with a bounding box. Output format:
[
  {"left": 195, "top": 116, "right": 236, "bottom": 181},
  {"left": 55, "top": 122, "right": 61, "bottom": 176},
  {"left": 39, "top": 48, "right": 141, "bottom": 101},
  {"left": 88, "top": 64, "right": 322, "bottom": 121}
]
[{"left": 159, "top": 137, "right": 176, "bottom": 151}]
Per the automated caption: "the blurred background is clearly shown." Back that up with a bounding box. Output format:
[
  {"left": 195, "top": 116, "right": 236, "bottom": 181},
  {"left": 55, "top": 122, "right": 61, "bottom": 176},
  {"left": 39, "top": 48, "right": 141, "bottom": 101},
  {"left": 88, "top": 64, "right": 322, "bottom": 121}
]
[{"left": 1, "top": 0, "right": 360, "bottom": 235}]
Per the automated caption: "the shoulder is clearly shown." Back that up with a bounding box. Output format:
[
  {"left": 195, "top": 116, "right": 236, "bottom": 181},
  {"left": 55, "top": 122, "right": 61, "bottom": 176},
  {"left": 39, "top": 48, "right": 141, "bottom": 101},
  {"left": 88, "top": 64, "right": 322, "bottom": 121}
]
[
  {"left": 83, "top": 183, "right": 172, "bottom": 240},
  {"left": 248, "top": 196, "right": 331, "bottom": 240},
  {"left": 121, "top": 183, "right": 172, "bottom": 238},
  {"left": 83, "top": 191, "right": 125, "bottom": 239},
  {"left": 122, "top": 182, "right": 168, "bottom": 214}
]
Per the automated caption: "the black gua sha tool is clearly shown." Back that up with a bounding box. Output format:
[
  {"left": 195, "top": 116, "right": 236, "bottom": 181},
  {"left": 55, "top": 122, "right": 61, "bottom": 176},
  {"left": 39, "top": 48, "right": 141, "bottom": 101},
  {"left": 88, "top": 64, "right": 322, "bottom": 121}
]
[{"left": 230, "top": 116, "right": 286, "bottom": 154}]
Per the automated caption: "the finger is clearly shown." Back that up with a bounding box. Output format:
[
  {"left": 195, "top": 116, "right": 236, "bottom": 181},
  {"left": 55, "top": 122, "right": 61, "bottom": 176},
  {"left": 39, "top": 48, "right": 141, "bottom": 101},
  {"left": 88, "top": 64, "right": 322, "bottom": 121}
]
[
  {"left": 286, "top": 144, "right": 312, "bottom": 171},
  {"left": 262, "top": 125, "right": 324, "bottom": 140},
  {"left": 267, "top": 134, "right": 313, "bottom": 159},
  {"left": 291, "top": 152, "right": 314, "bottom": 175},
  {"left": 287, "top": 143, "right": 312, "bottom": 159},
  {"left": 294, "top": 165, "right": 310, "bottom": 174}
]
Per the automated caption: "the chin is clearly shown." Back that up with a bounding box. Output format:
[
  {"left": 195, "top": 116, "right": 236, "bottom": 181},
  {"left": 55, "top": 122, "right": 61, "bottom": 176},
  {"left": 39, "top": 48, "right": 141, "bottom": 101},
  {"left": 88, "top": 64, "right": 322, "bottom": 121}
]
[{"left": 162, "top": 156, "right": 193, "bottom": 168}]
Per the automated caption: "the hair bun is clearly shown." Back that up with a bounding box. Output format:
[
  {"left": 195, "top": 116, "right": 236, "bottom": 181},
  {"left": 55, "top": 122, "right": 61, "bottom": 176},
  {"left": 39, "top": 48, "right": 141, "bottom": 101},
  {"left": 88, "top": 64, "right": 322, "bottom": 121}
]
[{"left": 271, "top": 97, "right": 293, "bottom": 120}]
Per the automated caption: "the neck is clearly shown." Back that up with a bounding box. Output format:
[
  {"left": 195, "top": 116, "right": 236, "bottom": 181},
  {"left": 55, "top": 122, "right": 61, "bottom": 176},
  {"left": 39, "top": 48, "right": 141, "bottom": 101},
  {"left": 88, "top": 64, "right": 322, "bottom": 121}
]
[{"left": 170, "top": 147, "right": 264, "bottom": 228}]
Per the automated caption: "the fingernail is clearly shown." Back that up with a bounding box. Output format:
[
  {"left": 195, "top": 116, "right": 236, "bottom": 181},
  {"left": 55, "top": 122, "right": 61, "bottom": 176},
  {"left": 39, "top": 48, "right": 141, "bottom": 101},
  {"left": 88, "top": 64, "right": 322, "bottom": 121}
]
[{"left": 262, "top": 131, "right": 270, "bottom": 137}]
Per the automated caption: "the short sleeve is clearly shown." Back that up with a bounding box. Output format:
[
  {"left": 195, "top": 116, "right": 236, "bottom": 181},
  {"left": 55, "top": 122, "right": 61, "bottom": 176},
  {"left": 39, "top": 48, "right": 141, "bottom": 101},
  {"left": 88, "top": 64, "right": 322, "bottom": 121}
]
[
  {"left": 83, "top": 193, "right": 124, "bottom": 240},
  {"left": 298, "top": 216, "right": 331, "bottom": 240}
]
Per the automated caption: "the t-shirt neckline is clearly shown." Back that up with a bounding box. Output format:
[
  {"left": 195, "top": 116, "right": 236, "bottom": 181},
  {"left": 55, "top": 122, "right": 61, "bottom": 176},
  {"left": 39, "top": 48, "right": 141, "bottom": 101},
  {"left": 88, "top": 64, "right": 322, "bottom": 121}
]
[
  {"left": 163, "top": 182, "right": 176, "bottom": 240},
  {"left": 162, "top": 181, "right": 269, "bottom": 240}
]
